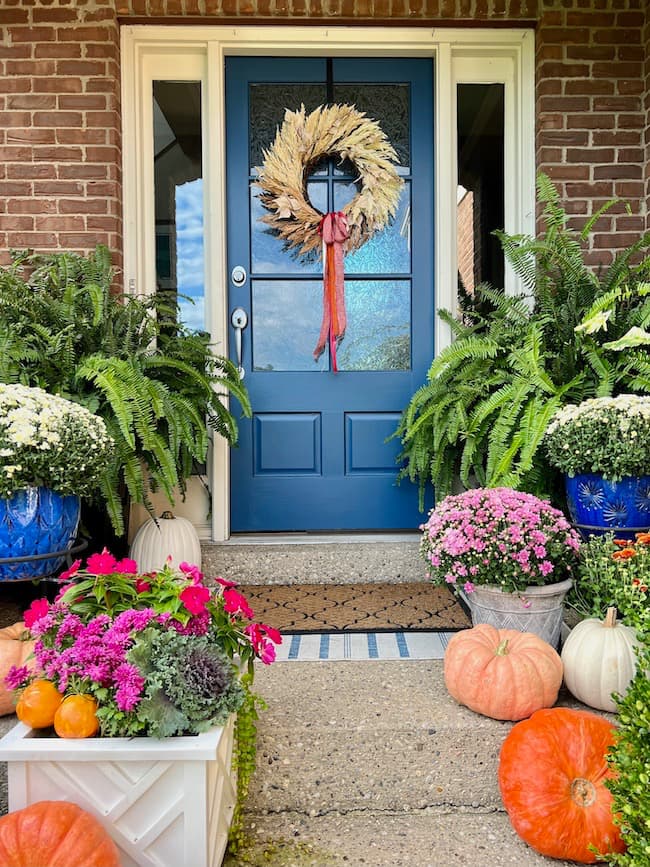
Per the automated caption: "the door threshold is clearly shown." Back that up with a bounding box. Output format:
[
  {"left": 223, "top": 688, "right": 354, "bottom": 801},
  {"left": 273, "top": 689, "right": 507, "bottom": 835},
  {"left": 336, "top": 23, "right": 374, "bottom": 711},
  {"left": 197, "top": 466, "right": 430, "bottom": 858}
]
[{"left": 219, "top": 532, "right": 420, "bottom": 546}]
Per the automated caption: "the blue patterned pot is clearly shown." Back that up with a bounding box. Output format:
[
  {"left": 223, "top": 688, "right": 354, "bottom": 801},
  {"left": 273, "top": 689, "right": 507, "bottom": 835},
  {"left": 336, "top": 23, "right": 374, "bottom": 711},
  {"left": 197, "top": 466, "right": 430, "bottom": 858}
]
[
  {"left": 564, "top": 472, "right": 650, "bottom": 539},
  {"left": 0, "top": 487, "right": 81, "bottom": 581}
]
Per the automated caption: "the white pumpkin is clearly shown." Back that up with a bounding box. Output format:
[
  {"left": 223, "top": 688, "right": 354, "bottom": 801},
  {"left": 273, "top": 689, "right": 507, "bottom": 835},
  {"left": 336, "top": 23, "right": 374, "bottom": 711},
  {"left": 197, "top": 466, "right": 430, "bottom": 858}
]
[
  {"left": 561, "top": 606, "right": 641, "bottom": 712},
  {"left": 130, "top": 511, "right": 202, "bottom": 572}
]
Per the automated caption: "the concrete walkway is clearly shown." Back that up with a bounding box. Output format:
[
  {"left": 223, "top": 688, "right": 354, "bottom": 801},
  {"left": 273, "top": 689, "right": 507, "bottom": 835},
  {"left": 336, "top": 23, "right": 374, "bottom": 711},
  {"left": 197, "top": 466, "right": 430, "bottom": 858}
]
[{"left": 224, "top": 658, "right": 586, "bottom": 867}]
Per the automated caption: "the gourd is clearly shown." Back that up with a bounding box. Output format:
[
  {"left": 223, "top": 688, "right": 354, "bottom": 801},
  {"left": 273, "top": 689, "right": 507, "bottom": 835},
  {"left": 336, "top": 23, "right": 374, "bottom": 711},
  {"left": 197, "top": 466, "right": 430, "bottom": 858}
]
[
  {"left": 443, "top": 624, "right": 563, "bottom": 720},
  {"left": 561, "top": 606, "right": 641, "bottom": 712},
  {"left": 54, "top": 694, "right": 100, "bottom": 738},
  {"left": 15, "top": 679, "right": 63, "bottom": 729},
  {"left": 0, "top": 800, "right": 121, "bottom": 866},
  {"left": 129, "top": 510, "right": 201, "bottom": 572},
  {"left": 0, "top": 622, "right": 35, "bottom": 716},
  {"left": 498, "top": 707, "right": 625, "bottom": 863}
]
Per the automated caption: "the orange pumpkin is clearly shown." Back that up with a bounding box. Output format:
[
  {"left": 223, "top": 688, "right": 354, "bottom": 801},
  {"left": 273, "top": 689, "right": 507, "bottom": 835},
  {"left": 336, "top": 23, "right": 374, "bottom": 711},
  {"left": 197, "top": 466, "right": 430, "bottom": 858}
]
[
  {"left": 15, "top": 679, "right": 62, "bottom": 729},
  {"left": 498, "top": 708, "right": 625, "bottom": 863},
  {"left": 0, "top": 622, "right": 35, "bottom": 716},
  {"left": 0, "top": 800, "right": 121, "bottom": 867},
  {"left": 443, "top": 624, "right": 563, "bottom": 720},
  {"left": 54, "top": 694, "right": 100, "bottom": 739}
]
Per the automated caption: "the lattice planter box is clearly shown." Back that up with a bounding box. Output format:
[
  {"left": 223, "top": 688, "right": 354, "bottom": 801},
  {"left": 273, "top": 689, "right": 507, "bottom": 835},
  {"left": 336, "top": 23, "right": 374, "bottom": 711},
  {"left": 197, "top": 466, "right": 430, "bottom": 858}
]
[{"left": 0, "top": 715, "right": 237, "bottom": 867}]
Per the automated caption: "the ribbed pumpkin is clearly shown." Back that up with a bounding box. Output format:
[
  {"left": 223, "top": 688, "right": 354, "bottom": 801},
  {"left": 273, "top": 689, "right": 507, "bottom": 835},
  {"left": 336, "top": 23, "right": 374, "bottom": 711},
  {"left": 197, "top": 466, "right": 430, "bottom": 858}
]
[
  {"left": 444, "top": 624, "right": 563, "bottom": 720},
  {"left": 498, "top": 708, "right": 625, "bottom": 863},
  {"left": 129, "top": 510, "right": 201, "bottom": 572},
  {"left": 561, "top": 606, "right": 641, "bottom": 712},
  {"left": 0, "top": 622, "right": 35, "bottom": 716},
  {"left": 15, "top": 679, "right": 63, "bottom": 729},
  {"left": 54, "top": 694, "right": 100, "bottom": 739},
  {"left": 0, "top": 800, "right": 121, "bottom": 867}
]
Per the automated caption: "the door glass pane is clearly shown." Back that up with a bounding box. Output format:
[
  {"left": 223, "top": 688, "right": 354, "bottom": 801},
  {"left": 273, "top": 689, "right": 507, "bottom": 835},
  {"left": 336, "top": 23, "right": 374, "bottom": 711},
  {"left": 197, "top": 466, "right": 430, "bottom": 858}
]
[
  {"left": 332, "top": 84, "right": 410, "bottom": 173},
  {"left": 153, "top": 81, "right": 204, "bottom": 331},
  {"left": 249, "top": 83, "right": 327, "bottom": 171},
  {"left": 251, "top": 182, "right": 326, "bottom": 275},
  {"left": 337, "top": 280, "right": 411, "bottom": 371},
  {"left": 252, "top": 279, "right": 328, "bottom": 372},
  {"left": 456, "top": 83, "right": 505, "bottom": 312},
  {"left": 334, "top": 181, "right": 411, "bottom": 274}
]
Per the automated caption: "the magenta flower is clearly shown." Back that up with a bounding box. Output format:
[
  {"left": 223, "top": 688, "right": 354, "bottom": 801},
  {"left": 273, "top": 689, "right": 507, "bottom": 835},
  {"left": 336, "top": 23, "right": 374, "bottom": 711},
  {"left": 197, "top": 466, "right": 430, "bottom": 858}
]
[
  {"left": 116, "top": 558, "right": 138, "bottom": 574},
  {"left": 223, "top": 588, "right": 254, "bottom": 619},
  {"left": 23, "top": 598, "right": 50, "bottom": 629},
  {"left": 59, "top": 559, "right": 81, "bottom": 582},
  {"left": 215, "top": 576, "right": 238, "bottom": 590},
  {"left": 4, "top": 665, "right": 31, "bottom": 690},
  {"left": 135, "top": 578, "right": 151, "bottom": 593},
  {"left": 179, "top": 562, "right": 203, "bottom": 584},
  {"left": 86, "top": 548, "right": 119, "bottom": 575},
  {"left": 179, "top": 584, "right": 211, "bottom": 616}
]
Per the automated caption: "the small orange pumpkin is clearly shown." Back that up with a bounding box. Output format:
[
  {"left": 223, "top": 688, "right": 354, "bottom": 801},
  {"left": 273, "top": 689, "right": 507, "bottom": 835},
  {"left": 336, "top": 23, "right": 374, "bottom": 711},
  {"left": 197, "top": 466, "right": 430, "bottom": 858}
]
[
  {"left": 0, "top": 622, "right": 35, "bottom": 716},
  {"left": 54, "top": 694, "right": 100, "bottom": 739},
  {"left": 0, "top": 800, "right": 121, "bottom": 866},
  {"left": 15, "top": 679, "right": 63, "bottom": 729},
  {"left": 498, "top": 707, "right": 625, "bottom": 863},
  {"left": 443, "top": 624, "right": 563, "bottom": 720}
]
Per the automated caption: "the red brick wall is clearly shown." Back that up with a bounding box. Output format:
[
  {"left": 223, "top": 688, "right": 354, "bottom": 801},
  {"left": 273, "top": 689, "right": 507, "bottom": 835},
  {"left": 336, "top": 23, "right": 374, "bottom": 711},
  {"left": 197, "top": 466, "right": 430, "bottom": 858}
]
[
  {"left": 536, "top": 0, "right": 647, "bottom": 265},
  {"left": 0, "top": 1, "right": 122, "bottom": 266},
  {"left": 1, "top": 0, "right": 648, "bottom": 270}
]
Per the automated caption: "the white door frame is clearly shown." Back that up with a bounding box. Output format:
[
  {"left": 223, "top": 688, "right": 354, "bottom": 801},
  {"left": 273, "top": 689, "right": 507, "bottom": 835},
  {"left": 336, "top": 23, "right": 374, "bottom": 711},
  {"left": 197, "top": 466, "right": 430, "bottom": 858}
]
[{"left": 121, "top": 25, "right": 535, "bottom": 542}]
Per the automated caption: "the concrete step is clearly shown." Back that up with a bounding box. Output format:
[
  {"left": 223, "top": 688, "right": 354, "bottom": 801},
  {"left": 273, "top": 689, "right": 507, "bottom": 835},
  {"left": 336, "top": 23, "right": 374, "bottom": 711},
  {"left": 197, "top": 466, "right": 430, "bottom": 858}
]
[
  {"left": 233, "top": 659, "right": 590, "bottom": 867},
  {"left": 201, "top": 536, "right": 423, "bottom": 585}
]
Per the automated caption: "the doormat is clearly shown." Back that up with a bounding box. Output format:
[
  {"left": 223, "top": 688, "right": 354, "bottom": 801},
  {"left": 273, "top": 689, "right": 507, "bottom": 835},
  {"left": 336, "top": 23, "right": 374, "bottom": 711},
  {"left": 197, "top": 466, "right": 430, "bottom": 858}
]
[{"left": 240, "top": 582, "right": 471, "bottom": 633}]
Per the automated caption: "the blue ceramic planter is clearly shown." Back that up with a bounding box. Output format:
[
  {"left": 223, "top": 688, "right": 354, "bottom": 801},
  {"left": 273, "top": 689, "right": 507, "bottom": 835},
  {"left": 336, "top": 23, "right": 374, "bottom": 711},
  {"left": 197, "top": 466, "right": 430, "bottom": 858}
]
[
  {"left": 565, "top": 472, "right": 650, "bottom": 539},
  {"left": 0, "top": 487, "right": 81, "bottom": 581}
]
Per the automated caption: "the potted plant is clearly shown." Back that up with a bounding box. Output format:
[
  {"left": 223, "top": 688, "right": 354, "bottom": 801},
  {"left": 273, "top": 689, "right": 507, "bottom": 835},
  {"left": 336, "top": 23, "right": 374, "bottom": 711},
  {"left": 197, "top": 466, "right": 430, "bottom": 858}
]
[
  {"left": 394, "top": 174, "right": 650, "bottom": 508},
  {"left": 0, "top": 246, "right": 251, "bottom": 541},
  {"left": 0, "top": 552, "right": 281, "bottom": 866},
  {"left": 543, "top": 394, "right": 650, "bottom": 537},
  {"left": 0, "top": 384, "right": 114, "bottom": 581},
  {"left": 420, "top": 487, "right": 581, "bottom": 647}
]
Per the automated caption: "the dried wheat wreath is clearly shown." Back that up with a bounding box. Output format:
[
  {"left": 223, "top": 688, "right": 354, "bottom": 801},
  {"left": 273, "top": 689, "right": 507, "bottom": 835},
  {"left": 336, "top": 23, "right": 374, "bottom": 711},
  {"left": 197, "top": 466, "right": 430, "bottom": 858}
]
[{"left": 256, "top": 103, "right": 404, "bottom": 259}]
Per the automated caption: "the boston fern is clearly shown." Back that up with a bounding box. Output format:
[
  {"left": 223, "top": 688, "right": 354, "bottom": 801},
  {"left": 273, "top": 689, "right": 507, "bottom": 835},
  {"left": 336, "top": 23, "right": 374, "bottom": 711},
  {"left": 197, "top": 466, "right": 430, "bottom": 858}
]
[
  {"left": 0, "top": 246, "right": 251, "bottom": 535},
  {"left": 395, "top": 174, "right": 650, "bottom": 507}
]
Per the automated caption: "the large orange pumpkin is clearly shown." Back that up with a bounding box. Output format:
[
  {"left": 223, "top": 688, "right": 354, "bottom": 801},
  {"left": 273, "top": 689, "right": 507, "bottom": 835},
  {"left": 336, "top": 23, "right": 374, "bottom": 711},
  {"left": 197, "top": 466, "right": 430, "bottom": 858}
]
[
  {"left": 0, "top": 622, "right": 35, "bottom": 716},
  {"left": 443, "top": 624, "right": 563, "bottom": 720},
  {"left": 0, "top": 800, "right": 121, "bottom": 867},
  {"left": 15, "top": 679, "right": 62, "bottom": 729},
  {"left": 54, "top": 694, "right": 100, "bottom": 739},
  {"left": 498, "top": 707, "right": 625, "bottom": 863}
]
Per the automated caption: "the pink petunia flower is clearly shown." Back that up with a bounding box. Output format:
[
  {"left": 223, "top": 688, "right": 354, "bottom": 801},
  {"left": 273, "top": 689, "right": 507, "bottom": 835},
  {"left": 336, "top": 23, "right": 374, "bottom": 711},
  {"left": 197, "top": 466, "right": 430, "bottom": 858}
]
[{"left": 223, "top": 588, "right": 254, "bottom": 619}]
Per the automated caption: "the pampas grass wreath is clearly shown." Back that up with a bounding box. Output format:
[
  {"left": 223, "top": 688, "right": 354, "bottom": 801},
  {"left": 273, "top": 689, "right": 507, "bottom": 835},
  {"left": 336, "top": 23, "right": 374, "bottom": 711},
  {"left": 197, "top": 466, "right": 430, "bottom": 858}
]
[{"left": 256, "top": 103, "right": 404, "bottom": 259}]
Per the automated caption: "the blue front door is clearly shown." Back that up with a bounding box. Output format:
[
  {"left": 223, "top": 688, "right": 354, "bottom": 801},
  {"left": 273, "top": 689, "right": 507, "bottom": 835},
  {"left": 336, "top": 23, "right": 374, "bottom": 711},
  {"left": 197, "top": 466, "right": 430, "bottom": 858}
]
[{"left": 226, "top": 57, "right": 434, "bottom": 532}]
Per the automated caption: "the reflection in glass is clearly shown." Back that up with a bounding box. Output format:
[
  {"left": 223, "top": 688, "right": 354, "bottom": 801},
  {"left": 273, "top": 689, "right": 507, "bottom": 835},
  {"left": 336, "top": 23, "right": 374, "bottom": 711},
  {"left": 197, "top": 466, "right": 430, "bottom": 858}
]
[
  {"left": 249, "top": 84, "right": 327, "bottom": 170},
  {"left": 251, "top": 182, "right": 327, "bottom": 276},
  {"left": 153, "top": 80, "right": 204, "bottom": 330},
  {"left": 252, "top": 280, "right": 328, "bottom": 372},
  {"left": 335, "top": 182, "right": 411, "bottom": 274},
  {"left": 333, "top": 84, "right": 410, "bottom": 173},
  {"left": 456, "top": 83, "right": 504, "bottom": 312},
  {"left": 337, "top": 280, "right": 411, "bottom": 371}
]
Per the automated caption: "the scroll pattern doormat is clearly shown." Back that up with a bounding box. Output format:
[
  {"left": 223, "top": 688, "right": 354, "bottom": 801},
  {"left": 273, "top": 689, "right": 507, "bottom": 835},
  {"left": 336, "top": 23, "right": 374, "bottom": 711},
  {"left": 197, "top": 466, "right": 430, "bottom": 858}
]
[{"left": 242, "top": 582, "right": 470, "bottom": 633}]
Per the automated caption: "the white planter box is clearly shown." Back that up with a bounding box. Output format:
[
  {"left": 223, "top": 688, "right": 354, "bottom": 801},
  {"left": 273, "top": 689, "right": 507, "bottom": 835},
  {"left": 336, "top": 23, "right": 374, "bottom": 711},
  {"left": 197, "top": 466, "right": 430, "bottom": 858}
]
[{"left": 0, "top": 716, "right": 237, "bottom": 867}]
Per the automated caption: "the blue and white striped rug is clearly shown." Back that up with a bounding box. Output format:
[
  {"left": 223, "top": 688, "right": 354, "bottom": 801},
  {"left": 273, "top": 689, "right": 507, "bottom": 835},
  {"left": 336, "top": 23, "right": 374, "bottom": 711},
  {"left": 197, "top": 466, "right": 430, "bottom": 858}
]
[{"left": 275, "top": 631, "right": 456, "bottom": 661}]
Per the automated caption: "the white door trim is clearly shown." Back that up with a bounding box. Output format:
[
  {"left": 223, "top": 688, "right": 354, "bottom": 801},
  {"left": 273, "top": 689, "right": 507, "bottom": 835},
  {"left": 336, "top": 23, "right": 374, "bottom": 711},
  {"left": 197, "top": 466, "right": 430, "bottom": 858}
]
[{"left": 121, "top": 25, "right": 535, "bottom": 542}]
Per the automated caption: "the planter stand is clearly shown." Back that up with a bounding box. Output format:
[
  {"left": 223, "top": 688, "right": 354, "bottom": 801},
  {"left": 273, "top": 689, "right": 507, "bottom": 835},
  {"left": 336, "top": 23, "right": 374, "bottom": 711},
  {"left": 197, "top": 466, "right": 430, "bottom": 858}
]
[{"left": 0, "top": 717, "right": 237, "bottom": 867}]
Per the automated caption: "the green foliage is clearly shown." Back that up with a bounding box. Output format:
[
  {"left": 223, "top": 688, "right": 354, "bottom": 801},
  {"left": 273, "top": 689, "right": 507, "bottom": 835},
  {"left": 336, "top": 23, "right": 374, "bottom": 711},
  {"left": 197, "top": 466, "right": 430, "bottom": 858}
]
[
  {"left": 0, "top": 247, "right": 251, "bottom": 534},
  {"left": 606, "top": 642, "right": 650, "bottom": 866},
  {"left": 570, "top": 534, "right": 650, "bottom": 633},
  {"left": 395, "top": 174, "right": 650, "bottom": 505},
  {"left": 229, "top": 676, "right": 267, "bottom": 855}
]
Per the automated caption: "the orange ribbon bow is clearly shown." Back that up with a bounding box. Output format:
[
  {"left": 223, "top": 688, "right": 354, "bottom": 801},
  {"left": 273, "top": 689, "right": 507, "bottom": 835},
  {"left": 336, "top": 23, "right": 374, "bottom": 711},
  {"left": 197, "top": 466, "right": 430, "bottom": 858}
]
[{"left": 313, "top": 211, "right": 349, "bottom": 372}]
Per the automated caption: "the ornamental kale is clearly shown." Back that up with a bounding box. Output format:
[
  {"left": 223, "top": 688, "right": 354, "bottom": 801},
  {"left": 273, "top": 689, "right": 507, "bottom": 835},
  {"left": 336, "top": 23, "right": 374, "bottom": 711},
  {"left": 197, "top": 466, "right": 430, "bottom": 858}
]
[
  {"left": 128, "top": 628, "right": 245, "bottom": 738},
  {"left": 420, "top": 487, "right": 581, "bottom": 595}
]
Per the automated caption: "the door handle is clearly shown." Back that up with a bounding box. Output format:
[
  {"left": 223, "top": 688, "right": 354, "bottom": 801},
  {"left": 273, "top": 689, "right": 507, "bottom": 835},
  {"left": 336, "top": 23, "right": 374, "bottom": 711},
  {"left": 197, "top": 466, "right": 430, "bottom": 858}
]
[{"left": 230, "top": 307, "right": 248, "bottom": 379}]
